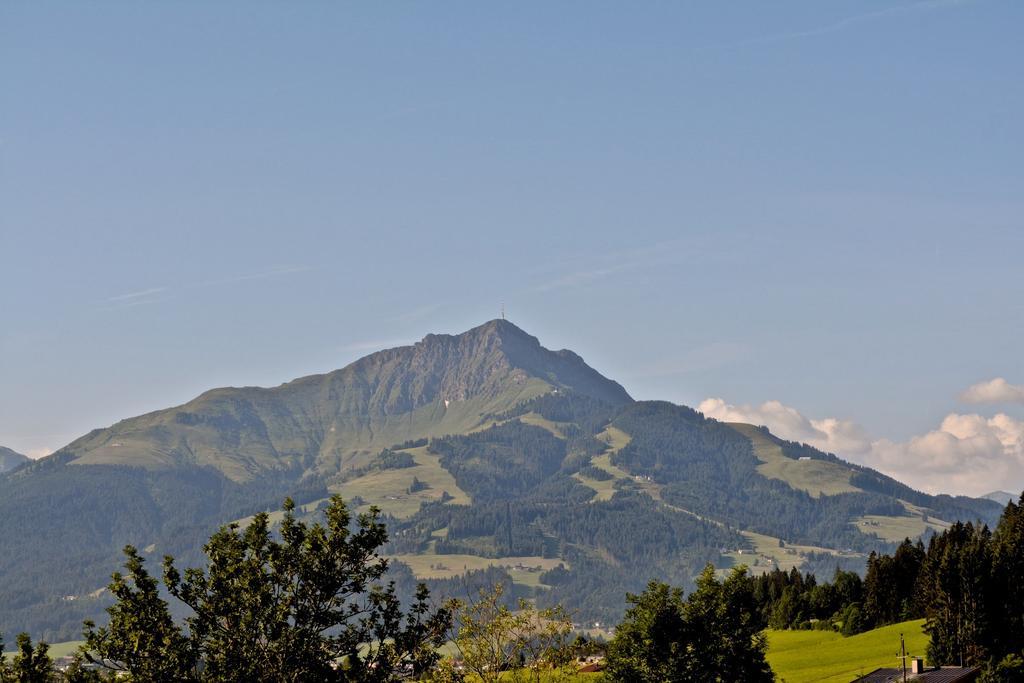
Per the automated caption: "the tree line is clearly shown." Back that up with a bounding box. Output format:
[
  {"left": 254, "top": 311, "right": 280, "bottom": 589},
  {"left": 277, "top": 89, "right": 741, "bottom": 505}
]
[
  {"left": 1, "top": 493, "right": 768, "bottom": 682},
  {"left": 744, "top": 493, "right": 1024, "bottom": 679},
  {"left": 6, "top": 492, "right": 1024, "bottom": 681}
]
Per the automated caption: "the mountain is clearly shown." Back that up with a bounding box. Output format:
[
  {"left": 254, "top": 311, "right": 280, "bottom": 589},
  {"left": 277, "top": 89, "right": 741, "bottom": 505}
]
[
  {"left": 0, "top": 320, "right": 1002, "bottom": 641},
  {"left": 0, "top": 447, "right": 29, "bottom": 473},
  {"left": 60, "top": 319, "right": 631, "bottom": 481},
  {"left": 983, "top": 490, "right": 1017, "bottom": 506}
]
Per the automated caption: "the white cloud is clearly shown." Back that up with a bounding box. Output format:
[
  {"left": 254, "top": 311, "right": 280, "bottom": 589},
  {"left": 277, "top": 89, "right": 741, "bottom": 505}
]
[
  {"left": 190, "top": 264, "right": 312, "bottom": 288},
  {"left": 532, "top": 263, "right": 636, "bottom": 293},
  {"left": 96, "top": 266, "right": 312, "bottom": 312},
  {"left": 698, "top": 397, "right": 1024, "bottom": 497},
  {"left": 961, "top": 377, "right": 1024, "bottom": 404},
  {"left": 26, "top": 448, "right": 53, "bottom": 459}
]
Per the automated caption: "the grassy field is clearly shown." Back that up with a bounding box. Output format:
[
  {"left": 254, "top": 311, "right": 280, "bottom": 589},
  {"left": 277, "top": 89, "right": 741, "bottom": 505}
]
[
  {"left": 516, "top": 412, "right": 569, "bottom": 438},
  {"left": 767, "top": 619, "right": 928, "bottom": 683},
  {"left": 233, "top": 445, "right": 473, "bottom": 526},
  {"left": 233, "top": 497, "right": 330, "bottom": 528},
  {"left": 723, "top": 531, "right": 865, "bottom": 576},
  {"left": 579, "top": 426, "right": 673, "bottom": 505},
  {"left": 731, "top": 423, "right": 860, "bottom": 498},
  {"left": 2, "top": 640, "right": 84, "bottom": 662},
  {"left": 572, "top": 426, "right": 633, "bottom": 503},
  {"left": 389, "top": 552, "right": 565, "bottom": 587},
  {"left": 325, "top": 378, "right": 556, "bottom": 474},
  {"left": 853, "top": 502, "right": 952, "bottom": 543},
  {"left": 6, "top": 622, "right": 927, "bottom": 683},
  {"left": 598, "top": 426, "right": 631, "bottom": 453},
  {"left": 462, "top": 674, "right": 602, "bottom": 682},
  {"left": 333, "top": 446, "right": 471, "bottom": 519}
]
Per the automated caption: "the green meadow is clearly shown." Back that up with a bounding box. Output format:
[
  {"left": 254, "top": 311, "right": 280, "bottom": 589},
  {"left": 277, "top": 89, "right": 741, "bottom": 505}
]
[
  {"left": 766, "top": 619, "right": 928, "bottom": 683},
  {"left": 2, "top": 640, "right": 84, "bottom": 662},
  {"left": 4, "top": 621, "right": 928, "bottom": 682}
]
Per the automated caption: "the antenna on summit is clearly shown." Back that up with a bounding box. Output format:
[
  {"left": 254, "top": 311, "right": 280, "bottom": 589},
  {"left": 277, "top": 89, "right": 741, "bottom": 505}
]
[{"left": 501, "top": 302, "right": 505, "bottom": 320}]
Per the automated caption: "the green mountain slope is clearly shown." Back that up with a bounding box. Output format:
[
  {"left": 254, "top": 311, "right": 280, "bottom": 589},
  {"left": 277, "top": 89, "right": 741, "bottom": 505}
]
[
  {"left": 62, "top": 319, "right": 632, "bottom": 481},
  {"left": 0, "top": 320, "right": 1001, "bottom": 642},
  {"left": 0, "top": 447, "right": 28, "bottom": 473}
]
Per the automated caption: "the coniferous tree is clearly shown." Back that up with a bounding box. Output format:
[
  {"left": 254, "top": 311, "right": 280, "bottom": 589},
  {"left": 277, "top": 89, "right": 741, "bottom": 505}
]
[
  {"left": 980, "top": 654, "right": 1024, "bottom": 683},
  {"left": 989, "top": 496, "right": 1024, "bottom": 658},
  {"left": 5, "top": 632, "right": 53, "bottom": 683},
  {"left": 920, "top": 521, "right": 992, "bottom": 667},
  {"left": 862, "top": 539, "right": 925, "bottom": 628}
]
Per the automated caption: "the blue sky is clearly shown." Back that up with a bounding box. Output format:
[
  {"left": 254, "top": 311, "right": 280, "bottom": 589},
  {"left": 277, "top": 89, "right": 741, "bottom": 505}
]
[{"left": 2, "top": 1, "right": 1022, "bottom": 494}]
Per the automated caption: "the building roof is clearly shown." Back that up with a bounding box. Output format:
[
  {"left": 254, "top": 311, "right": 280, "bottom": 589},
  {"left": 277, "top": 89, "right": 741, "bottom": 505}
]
[{"left": 852, "top": 666, "right": 980, "bottom": 683}]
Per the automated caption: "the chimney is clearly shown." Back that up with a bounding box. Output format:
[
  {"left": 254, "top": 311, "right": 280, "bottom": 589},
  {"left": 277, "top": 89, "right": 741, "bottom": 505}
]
[{"left": 911, "top": 658, "right": 925, "bottom": 674}]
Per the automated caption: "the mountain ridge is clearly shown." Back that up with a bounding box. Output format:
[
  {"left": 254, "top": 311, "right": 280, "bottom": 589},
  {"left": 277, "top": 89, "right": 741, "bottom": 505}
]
[
  {"left": 56, "top": 320, "right": 631, "bottom": 482},
  {"left": 0, "top": 319, "right": 1003, "bottom": 641},
  {"left": 0, "top": 446, "right": 29, "bottom": 474}
]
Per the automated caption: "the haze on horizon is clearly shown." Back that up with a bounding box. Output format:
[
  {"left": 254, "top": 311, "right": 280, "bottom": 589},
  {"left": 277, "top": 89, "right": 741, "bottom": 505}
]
[{"left": 1, "top": 1, "right": 1021, "bottom": 497}]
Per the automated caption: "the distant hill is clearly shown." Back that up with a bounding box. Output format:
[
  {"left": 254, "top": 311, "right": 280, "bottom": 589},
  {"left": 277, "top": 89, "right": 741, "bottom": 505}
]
[
  {"left": 983, "top": 490, "right": 1017, "bottom": 506},
  {"left": 0, "top": 446, "right": 29, "bottom": 473},
  {"left": 0, "top": 320, "right": 1003, "bottom": 641}
]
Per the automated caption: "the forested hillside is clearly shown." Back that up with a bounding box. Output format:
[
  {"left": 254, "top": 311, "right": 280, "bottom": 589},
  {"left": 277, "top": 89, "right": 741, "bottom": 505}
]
[{"left": 0, "top": 321, "right": 1003, "bottom": 640}]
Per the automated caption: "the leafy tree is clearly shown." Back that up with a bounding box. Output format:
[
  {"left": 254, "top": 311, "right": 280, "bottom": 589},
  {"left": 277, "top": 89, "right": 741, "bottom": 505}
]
[
  {"left": 82, "top": 546, "right": 196, "bottom": 681},
  {"left": 446, "top": 583, "right": 575, "bottom": 683},
  {"left": 606, "top": 566, "right": 774, "bottom": 682},
  {"left": 605, "top": 581, "right": 688, "bottom": 682},
  {"left": 838, "top": 604, "right": 863, "bottom": 637},
  {"left": 686, "top": 566, "right": 774, "bottom": 682},
  {"left": 60, "top": 655, "right": 105, "bottom": 683},
  {"left": 81, "top": 495, "right": 450, "bottom": 682}
]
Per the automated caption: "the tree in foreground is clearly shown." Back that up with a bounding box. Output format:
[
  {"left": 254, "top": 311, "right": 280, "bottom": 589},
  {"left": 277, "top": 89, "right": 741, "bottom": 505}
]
[
  {"left": 0, "top": 632, "right": 54, "bottom": 683},
  {"left": 82, "top": 495, "right": 451, "bottom": 682},
  {"left": 606, "top": 565, "right": 774, "bottom": 682},
  {"left": 980, "top": 654, "right": 1024, "bottom": 683},
  {"left": 444, "top": 583, "right": 576, "bottom": 682}
]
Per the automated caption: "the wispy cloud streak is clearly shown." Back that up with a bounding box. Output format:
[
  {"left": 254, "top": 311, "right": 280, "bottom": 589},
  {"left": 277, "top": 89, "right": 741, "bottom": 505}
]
[
  {"left": 532, "top": 263, "right": 637, "bottom": 293},
  {"left": 188, "top": 265, "right": 313, "bottom": 289},
  {"left": 529, "top": 240, "right": 693, "bottom": 294},
  {"left": 105, "top": 287, "right": 168, "bottom": 302},
  {"left": 96, "top": 265, "right": 312, "bottom": 312},
  {"left": 708, "top": 0, "right": 976, "bottom": 49}
]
